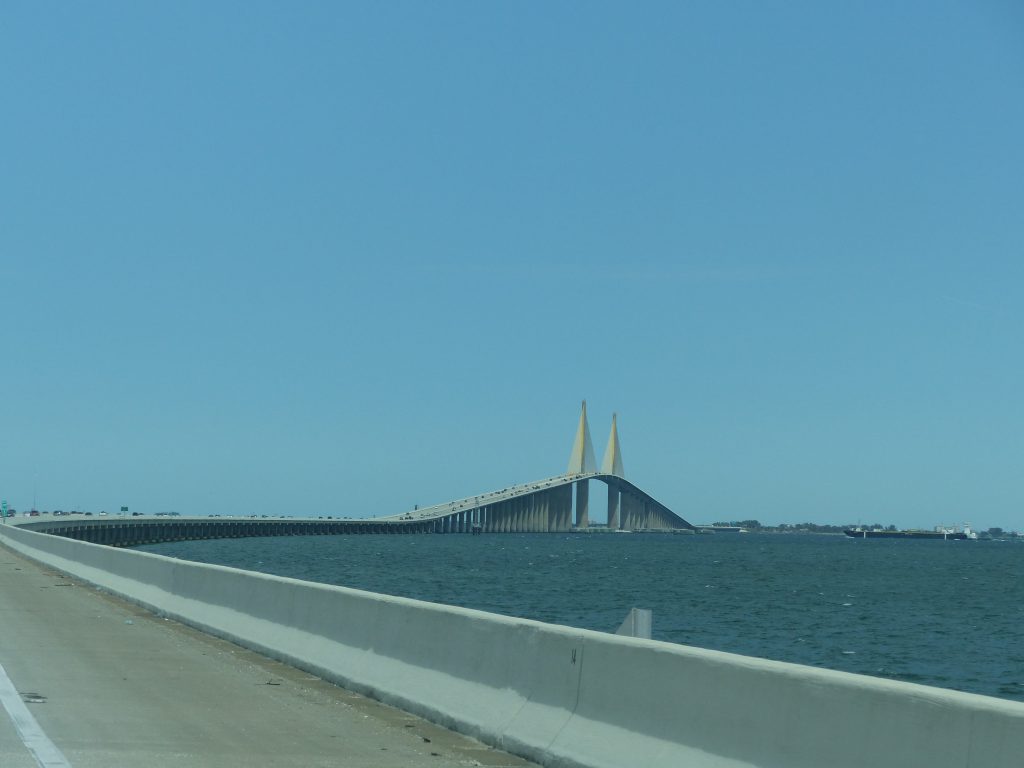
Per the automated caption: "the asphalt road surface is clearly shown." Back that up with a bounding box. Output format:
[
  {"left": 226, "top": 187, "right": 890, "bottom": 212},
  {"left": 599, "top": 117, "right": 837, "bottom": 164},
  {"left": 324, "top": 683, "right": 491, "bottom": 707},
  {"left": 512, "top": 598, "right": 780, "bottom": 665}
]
[{"left": 0, "top": 545, "right": 537, "bottom": 768}]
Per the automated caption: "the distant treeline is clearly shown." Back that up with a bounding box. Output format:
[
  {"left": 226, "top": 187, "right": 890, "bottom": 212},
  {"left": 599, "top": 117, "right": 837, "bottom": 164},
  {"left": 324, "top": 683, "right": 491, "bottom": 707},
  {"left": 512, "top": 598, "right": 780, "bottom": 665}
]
[{"left": 711, "top": 521, "right": 1020, "bottom": 538}]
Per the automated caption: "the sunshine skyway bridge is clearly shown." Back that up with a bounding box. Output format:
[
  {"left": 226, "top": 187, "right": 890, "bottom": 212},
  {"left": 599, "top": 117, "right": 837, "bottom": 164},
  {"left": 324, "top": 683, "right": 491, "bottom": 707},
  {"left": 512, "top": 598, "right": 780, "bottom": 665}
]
[{"left": 12, "top": 403, "right": 693, "bottom": 546}]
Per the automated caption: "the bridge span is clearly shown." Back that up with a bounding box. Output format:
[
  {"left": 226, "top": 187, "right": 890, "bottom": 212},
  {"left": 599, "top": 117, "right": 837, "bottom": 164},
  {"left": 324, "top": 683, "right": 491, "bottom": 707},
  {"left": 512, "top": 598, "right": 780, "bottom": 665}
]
[
  {"left": 381, "top": 471, "right": 690, "bottom": 533},
  {"left": 13, "top": 403, "right": 692, "bottom": 546}
]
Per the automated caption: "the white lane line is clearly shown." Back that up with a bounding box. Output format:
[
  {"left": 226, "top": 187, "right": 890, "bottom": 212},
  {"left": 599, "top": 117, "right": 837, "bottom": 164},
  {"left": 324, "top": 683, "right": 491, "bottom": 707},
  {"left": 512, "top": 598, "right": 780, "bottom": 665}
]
[{"left": 0, "top": 661, "right": 72, "bottom": 768}]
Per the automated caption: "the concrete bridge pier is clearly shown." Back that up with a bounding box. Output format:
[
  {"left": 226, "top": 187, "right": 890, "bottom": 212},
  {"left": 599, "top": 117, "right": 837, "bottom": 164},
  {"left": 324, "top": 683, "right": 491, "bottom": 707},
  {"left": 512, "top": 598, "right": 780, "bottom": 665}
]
[
  {"left": 547, "top": 486, "right": 562, "bottom": 532},
  {"left": 560, "top": 483, "right": 573, "bottom": 531},
  {"left": 621, "top": 492, "right": 635, "bottom": 530},
  {"left": 575, "top": 479, "right": 589, "bottom": 529},
  {"left": 607, "top": 485, "right": 620, "bottom": 530}
]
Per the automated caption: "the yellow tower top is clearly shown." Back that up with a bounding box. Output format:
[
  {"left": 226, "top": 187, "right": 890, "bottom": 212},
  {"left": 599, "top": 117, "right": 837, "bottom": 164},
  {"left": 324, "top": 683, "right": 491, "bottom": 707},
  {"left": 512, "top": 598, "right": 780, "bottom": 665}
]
[{"left": 566, "top": 400, "right": 598, "bottom": 475}]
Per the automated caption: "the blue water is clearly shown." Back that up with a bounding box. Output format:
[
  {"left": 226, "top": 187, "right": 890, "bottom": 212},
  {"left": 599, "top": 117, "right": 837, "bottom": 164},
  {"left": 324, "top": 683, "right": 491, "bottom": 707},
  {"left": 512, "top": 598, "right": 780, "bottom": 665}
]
[{"left": 137, "top": 532, "right": 1024, "bottom": 701}]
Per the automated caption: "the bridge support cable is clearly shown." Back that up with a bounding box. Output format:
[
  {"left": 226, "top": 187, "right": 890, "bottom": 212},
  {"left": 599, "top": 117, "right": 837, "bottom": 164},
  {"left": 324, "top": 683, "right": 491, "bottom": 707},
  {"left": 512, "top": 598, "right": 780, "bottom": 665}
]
[{"left": 567, "top": 400, "right": 598, "bottom": 475}]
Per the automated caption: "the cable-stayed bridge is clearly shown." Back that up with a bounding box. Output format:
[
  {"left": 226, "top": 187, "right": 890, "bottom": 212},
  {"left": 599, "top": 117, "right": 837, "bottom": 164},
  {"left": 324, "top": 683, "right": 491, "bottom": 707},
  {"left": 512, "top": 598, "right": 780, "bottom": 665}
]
[
  {"left": 381, "top": 402, "right": 692, "bottom": 533},
  {"left": 18, "top": 403, "right": 693, "bottom": 545},
  {"left": 381, "top": 470, "right": 688, "bottom": 533}
]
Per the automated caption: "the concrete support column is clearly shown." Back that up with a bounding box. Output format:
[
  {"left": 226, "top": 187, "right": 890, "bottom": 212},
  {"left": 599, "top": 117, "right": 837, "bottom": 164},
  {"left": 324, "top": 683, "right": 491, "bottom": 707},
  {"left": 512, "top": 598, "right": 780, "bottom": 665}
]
[
  {"left": 607, "top": 485, "right": 620, "bottom": 530},
  {"left": 575, "top": 479, "right": 589, "bottom": 529}
]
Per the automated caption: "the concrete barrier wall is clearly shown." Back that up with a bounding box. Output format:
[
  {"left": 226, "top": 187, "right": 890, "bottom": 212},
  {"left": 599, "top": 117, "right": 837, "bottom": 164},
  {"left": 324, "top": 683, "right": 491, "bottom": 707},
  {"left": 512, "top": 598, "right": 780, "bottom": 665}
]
[{"left": 3, "top": 524, "right": 1022, "bottom": 768}]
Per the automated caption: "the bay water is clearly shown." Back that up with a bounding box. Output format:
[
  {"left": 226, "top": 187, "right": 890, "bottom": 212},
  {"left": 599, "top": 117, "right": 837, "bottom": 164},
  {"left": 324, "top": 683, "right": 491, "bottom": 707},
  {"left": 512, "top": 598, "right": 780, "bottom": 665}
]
[{"left": 138, "top": 532, "right": 1024, "bottom": 701}]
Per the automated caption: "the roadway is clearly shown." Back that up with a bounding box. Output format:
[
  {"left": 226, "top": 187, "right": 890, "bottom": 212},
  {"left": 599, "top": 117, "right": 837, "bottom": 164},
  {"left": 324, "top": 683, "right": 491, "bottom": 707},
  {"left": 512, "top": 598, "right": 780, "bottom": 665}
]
[
  {"left": 0, "top": 546, "right": 537, "bottom": 768},
  {"left": 378, "top": 473, "right": 578, "bottom": 521}
]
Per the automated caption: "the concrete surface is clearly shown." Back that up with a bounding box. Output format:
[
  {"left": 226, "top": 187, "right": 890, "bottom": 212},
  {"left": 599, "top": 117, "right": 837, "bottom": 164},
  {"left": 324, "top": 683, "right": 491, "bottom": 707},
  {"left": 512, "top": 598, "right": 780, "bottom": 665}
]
[{"left": 0, "top": 547, "right": 537, "bottom": 768}]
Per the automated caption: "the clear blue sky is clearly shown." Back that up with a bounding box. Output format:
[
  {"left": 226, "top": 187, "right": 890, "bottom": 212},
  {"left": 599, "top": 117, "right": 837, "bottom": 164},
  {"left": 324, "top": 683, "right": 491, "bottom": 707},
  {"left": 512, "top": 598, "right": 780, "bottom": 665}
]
[{"left": 2, "top": 2, "right": 1022, "bottom": 530}]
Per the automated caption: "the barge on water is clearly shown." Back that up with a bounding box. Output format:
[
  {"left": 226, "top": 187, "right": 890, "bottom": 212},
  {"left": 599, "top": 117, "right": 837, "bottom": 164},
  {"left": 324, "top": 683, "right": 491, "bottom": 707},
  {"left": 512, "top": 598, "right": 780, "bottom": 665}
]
[{"left": 844, "top": 525, "right": 977, "bottom": 540}]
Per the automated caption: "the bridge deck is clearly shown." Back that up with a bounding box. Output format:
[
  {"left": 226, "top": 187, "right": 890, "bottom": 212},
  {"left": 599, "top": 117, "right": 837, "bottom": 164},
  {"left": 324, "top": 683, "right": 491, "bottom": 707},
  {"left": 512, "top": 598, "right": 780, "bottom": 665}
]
[
  {"left": 0, "top": 547, "right": 536, "bottom": 768},
  {"left": 10, "top": 473, "right": 691, "bottom": 546}
]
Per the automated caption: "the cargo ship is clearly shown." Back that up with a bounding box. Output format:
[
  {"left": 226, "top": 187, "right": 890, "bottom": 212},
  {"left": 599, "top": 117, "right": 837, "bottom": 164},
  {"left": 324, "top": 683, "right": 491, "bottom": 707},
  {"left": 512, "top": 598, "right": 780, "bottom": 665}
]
[{"left": 844, "top": 525, "right": 977, "bottom": 540}]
